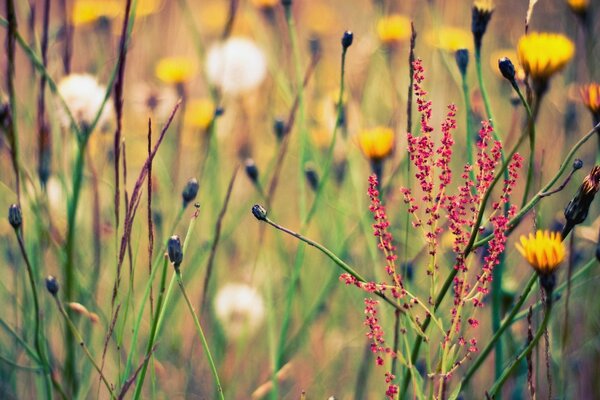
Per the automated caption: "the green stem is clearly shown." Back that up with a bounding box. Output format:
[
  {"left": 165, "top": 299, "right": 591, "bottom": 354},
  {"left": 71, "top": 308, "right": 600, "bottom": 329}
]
[
  {"left": 54, "top": 297, "right": 115, "bottom": 399},
  {"left": 64, "top": 136, "right": 89, "bottom": 395},
  {"left": 521, "top": 93, "right": 541, "bottom": 208},
  {"left": 473, "top": 122, "right": 599, "bottom": 250},
  {"left": 460, "top": 273, "right": 537, "bottom": 389},
  {"left": 14, "top": 230, "right": 53, "bottom": 399},
  {"left": 131, "top": 256, "right": 169, "bottom": 400},
  {"left": 487, "top": 299, "right": 553, "bottom": 398},
  {"left": 460, "top": 71, "right": 475, "bottom": 176},
  {"left": 176, "top": 272, "right": 224, "bottom": 400},
  {"left": 261, "top": 216, "right": 404, "bottom": 314}
]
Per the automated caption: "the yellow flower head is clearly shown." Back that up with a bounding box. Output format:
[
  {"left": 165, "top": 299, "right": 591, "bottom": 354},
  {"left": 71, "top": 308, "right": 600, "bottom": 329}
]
[
  {"left": 250, "top": 0, "right": 279, "bottom": 9},
  {"left": 517, "top": 32, "right": 574, "bottom": 82},
  {"left": 516, "top": 230, "right": 566, "bottom": 275},
  {"left": 184, "top": 99, "right": 215, "bottom": 130},
  {"left": 71, "top": 0, "right": 120, "bottom": 26},
  {"left": 357, "top": 127, "right": 395, "bottom": 161},
  {"left": 377, "top": 14, "right": 412, "bottom": 45},
  {"left": 425, "top": 27, "right": 473, "bottom": 52},
  {"left": 155, "top": 57, "right": 196, "bottom": 85},
  {"left": 580, "top": 83, "right": 600, "bottom": 115},
  {"left": 567, "top": 0, "right": 588, "bottom": 14}
]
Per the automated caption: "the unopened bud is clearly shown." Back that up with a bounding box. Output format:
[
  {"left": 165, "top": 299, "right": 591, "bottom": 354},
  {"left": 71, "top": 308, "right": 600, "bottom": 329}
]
[
  {"left": 274, "top": 118, "right": 286, "bottom": 141},
  {"left": 471, "top": 2, "right": 494, "bottom": 51},
  {"left": 309, "top": 36, "right": 322, "bottom": 59},
  {"left": 341, "top": 31, "right": 354, "bottom": 49},
  {"left": 245, "top": 159, "right": 259, "bottom": 184},
  {"left": 573, "top": 159, "right": 583, "bottom": 170},
  {"left": 455, "top": 49, "right": 469, "bottom": 76},
  {"left": 498, "top": 57, "right": 516, "bottom": 82},
  {"left": 167, "top": 235, "right": 183, "bottom": 269},
  {"left": 182, "top": 178, "right": 199, "bottom": 208},
  {"left": 304, "top": 164, "right": 319, "bottom": 191},
  {"left": 563, "top": 165, "right": 600, "bottom": 238},
  {"left": 8, "top": 204, "right": 22, "bottom": 229},
  {"left": 252, "top": 204, "right": 267, "bottom": 221},
  {"left": 46, "top": 275, "right": 59, "bottom": 296}
]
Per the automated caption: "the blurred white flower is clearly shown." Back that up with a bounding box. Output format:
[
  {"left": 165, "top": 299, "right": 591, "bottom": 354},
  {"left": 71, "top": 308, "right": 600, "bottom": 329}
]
[
  {"left": 214, "top": 283, "right": 265, "bottom": 340},
  {"left": 57, "top": 74, "right": 113, "bottom": 131},
  {"left": 206, "top": 37, "right": 267, "bottom": 95}
]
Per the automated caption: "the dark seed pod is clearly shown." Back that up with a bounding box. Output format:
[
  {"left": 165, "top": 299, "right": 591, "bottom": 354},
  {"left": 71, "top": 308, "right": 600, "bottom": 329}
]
[
  {"left": 8, "top": 204, "right": 22, "bottom": 229},
  {"left": 167, "top": 235, "right": 183, "bottom": 269},
  {"left": 182, "top": 178, "right": 200, "bottom": 208},
  {"left": 252, "top": 204, "right": 267, "bottom": 221},
  {"left": 46, "top": 275, "right": 59, "bottom": 296}
]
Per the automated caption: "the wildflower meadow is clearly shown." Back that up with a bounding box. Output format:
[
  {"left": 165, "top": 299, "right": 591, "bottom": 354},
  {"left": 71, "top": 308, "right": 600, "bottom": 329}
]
[{"left": 2, "top": 0, "right": 600, "bottom": 398}]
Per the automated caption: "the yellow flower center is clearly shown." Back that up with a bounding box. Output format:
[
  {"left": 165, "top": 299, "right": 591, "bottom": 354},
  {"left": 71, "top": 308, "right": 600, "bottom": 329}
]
[
  {"left": 155, "top": 57, "right": 196, "bottom": 84},
  {"left": 377, "top": 15, "right": 412, "bottom": 44}
]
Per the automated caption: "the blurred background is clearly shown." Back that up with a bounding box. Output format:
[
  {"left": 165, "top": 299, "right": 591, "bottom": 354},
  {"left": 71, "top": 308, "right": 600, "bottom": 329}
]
[{"left": 1, "top": 0, "right": 599, "bottom": 398}]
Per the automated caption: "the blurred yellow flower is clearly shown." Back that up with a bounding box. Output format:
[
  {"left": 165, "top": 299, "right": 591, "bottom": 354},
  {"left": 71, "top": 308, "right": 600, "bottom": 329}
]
[
  {"left": 517, "top": 32, "right": 574, "bottom": 82},
  {"left": 425, "top": 27, "right": 473, "bottom": 52},
  {"left": 137, "top": 0, "right": 162, "bottom": 16},
  {"left": 250, "top": 0, "right": 279, "bottom": 9},
  {"left": 473, "top": 0, "right": 494, "bottom": 12},
  {"left": 71, "top": 0, "right": 120, "bottom": 26},
  {"left": 516, "top": 230, "right": 565, "bottom": 275},
  {"left": 580, "top": 83, "right": 600, "bottom": 114},
  {"left": 185, "top": 99, "right": 215, "bottom": 130},
  {"left": 357, "top": 127, "right": 395, "bottom": 161},
  {"left": 155, "top": 57, "right": 196, "bottom": 84},
  {"left": 377, "top": 14, "right": 411, "bottom": 45},
  {"left": 303, "top": 3, "right": 338, "bottom": 35},
  {"left": 567, "top": 0, "right": 588, "bottom": 14}
]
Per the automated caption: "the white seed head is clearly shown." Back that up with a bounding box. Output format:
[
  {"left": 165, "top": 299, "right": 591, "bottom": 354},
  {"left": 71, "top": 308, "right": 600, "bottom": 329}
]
[
  {"left": 214, "top": 283, "right": 265, "bottom": 340},
  {"left": 206, "top": 37, "right": 267, "bottom": 96},
  {"left": 57, "top": 74, "right": 113, "bottom": 130}
]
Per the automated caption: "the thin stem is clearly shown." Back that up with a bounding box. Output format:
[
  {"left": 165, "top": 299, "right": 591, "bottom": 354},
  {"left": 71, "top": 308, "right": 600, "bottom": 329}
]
[
  {"left": 260, "top": 215, "right": 405, "bottom": 314},
  {"left": 13, "top": 229, "right": 53, "bottom": 399},
  {"left": 53, "top": 297, "right": 115, "bottom": 399},
  {"left": 487, "top": 300, "right": 553, "bottom": 398},
  {"left": 176, "top": 272, "right": 224, "bottom": 400},
  {"left": 460, "top": 273, "right": 537, "bottom": 389},
  {"left": 64, "top": 136, "right": 89, "bottom": 395}
]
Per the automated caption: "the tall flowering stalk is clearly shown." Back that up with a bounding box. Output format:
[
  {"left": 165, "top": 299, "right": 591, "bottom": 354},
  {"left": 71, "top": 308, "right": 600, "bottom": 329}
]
[{"left": 344, "top": 59, "right": 522, "bottom": 398}]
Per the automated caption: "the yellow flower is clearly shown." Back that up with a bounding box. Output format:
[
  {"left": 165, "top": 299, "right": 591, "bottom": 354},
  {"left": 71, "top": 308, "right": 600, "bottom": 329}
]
[
  {"left": 250, "top": 0, "right": 279, "bottom": 8},
  {"left": 137, "top": 0, "right": 161, "bottom": 16},
  {"left": 377, "top": 14, "right": 412, "bottom": 45},
  {"left": 567, "top": 0, "right": 588, "bottom": 14},
  {"left": 516, "top": 230, "right": 566, "bottom": 275},
  {"left": 184, "top": 99, "right": 215, "bottom": 130},
  {"left": 580, "top": 83, "right": 600, "bottom": 114},
  {"left": 357, "top": 127, "right": 395, "bottom": 161},
  {"left": 303, "top": 3, "right": 338, "bottom": 35},
  {"left": 517, "top": 32, "right": 574, "bottom": 82},
  {"left": 425, "top": 27, "right": 473, "bottom": 52},
  {"left": 71, "top": 0, "right": 120, "bottom": 26},
  {"left": 155, "top": 57, "right": 196, "bottom": 84}
]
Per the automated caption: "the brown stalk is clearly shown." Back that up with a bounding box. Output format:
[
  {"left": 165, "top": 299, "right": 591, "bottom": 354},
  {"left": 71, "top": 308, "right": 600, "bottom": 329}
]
[
  {"left": 200, "top": 165, "right": 240, "bottom": 311},
  {"left": 5, "top": 0, "right": 21, "bottom": 203},
  {"left": 37, "top": 0, "right": 51, "bottom": 186},
  {"left": 111, "top": 102, "right": 180, "bottom": 307},
  {"left": 266, "top": 52, "right": 320, "bottom": 208},
  {"left": 113, "top": 0, "right": 134, "bottom": 231},
  {"left": 147, "top": 119, "right": 155, "bottom": 315}
]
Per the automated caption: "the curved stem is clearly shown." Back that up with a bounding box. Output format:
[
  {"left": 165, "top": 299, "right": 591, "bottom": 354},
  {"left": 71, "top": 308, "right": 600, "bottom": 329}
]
[
  {"left": 176, "top": 272, "right": 224, "bottom": 400},
  {"left": 54, "top": 297, "right": 115, "bottom": 399},
  {"left": 487, "top": 300, "right": 553, "bottom": 398},
  {"left": 459, "top": 273, "right": 537, "bottom": 389}
]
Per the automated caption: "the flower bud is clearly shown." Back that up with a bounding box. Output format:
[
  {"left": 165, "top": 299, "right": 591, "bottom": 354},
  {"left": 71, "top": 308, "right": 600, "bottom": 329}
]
[
  {"left": 215, "top": 107, "right": 225, "bottom": 117},
  {"left": 498, "top": 57, "right": 516, "bottom": 82},
  {"left": 273, "top": 118, "right": 286, "bottom": 141},
  {"left": 46, "top": 275, "right": 59, "bottom": 296},
  {"left": 182, "top": 178, "right": 199, "bottom": 208},
  {"left": 245, "top": 159, "right": 259, "bottom": 184},
  {"left": 573, "top": 159, "right": 583, "bottom": 170},
  {"left": 309, "top": 36, "right": 322, "bottom": 60},
  {"left": 167, "top": 235, "right": 183, "bottom": 269},
  {"left": 252, "top": 204, "right": 267, "bottom": 221},
  {"left": 563, "top": 165, "right": 600, "bottom": 238},
  {"left": 341, "top": 31, "right": 354, "bottom": 50},
  {"left": 8, "top": 204, "right": 22, "bottom": 229},
  {"left": 471, "top": 2, "right": 494, "bottom": 51},
  {"left": 455, "top": 49, "right": 469, "bottom": 76},
  {"left": 304, "top": 164, "right": 319, "bottom": 191}
]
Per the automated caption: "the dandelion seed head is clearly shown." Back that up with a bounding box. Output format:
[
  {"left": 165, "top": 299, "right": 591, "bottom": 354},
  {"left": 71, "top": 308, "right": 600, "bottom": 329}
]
[
  {"left": 214, "top": 283, "right": 265, "bottom": 340},
  {"left": 206, "top": 37, "right": 267, "bottom": 96},
  {"left": 57, "top": 74, "right": 113, "bottom": 131}
]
